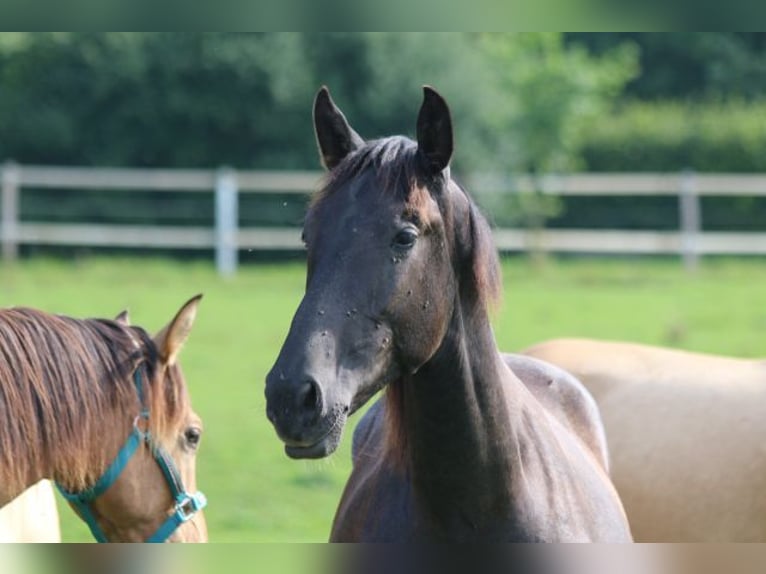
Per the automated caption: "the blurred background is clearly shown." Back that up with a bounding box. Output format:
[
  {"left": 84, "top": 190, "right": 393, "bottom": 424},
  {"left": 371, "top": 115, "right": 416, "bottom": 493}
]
[{"left": 1, "top": 32, "right": 765, "bottom": 542}]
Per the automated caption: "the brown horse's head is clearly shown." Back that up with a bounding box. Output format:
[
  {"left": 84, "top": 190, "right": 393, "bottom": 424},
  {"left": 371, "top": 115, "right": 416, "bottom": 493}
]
[
  {"left": 265, "top": 87, "right": 499, "bottom": 459},
  {"left": 59, "top": 297, "right": 208, "bottom": 542}
]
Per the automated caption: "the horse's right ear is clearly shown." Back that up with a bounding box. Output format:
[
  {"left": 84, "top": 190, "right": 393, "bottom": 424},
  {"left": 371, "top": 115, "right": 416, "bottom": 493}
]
[
  {"left": 313, "top": 86, "right": 364, "bottom": 170},
  {"left": 154, "top": 294, "right": 202, "bottom": 366},
  {"left": 114, "top": 310, "right": 131, "bottom": 325}
]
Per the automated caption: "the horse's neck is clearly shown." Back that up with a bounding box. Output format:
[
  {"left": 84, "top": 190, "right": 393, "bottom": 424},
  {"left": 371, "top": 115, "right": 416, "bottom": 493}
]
[{"left": 401, "top": 294, "right": 528, "bottom": 529}]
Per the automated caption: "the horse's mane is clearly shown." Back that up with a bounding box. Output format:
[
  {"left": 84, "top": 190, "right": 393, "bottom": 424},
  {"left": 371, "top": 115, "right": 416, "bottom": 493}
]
[
  {"left": 311, "top": 135, "right": 502, "bottom": 469},
  {"left": 0, "top": 308, "right": 189, "bottom": 494}
]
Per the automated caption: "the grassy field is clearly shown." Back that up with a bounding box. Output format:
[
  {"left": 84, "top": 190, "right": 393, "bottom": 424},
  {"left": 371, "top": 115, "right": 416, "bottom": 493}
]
[{"left": 1, "top": 255, "right": 765, "bottom": 542}]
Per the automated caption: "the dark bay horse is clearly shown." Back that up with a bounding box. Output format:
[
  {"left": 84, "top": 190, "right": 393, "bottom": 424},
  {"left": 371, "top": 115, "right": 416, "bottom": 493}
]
[
  {"left": 265, "top": 86, "right": 631, "bottom": 542},
  {"left": 0, "top": 296, "right": 208, "bottom": 542}
]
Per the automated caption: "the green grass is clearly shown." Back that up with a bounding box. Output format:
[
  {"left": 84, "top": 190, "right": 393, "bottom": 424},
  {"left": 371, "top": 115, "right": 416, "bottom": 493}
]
[{"left": 2, "top": 255, "right": 765, "bottom": 542}]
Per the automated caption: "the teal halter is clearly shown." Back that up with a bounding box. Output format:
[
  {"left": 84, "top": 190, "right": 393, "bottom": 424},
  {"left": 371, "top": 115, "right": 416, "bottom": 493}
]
[{"left": 56, "top": 368, "right": 207, "bottom": 543}]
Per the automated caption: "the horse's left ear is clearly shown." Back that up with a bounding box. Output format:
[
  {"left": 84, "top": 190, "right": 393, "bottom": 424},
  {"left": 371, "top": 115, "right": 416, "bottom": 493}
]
[
  {"left": 155, "top": 294, "right": 202, "bottom": 365},
  {"left": 416, "top": 86, "right": 453, "bottom": 175}
]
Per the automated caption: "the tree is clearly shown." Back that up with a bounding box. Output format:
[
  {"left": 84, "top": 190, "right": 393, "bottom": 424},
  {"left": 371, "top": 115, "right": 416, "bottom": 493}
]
[
  {"left": 477, "top": 33, "right": 638, "bottom": 262},
  {"left": 567, "top": 33, "right": 766, "bottom": 101},
  {"left": 0, "top": 33, "right": 317, "bottom": 168}
]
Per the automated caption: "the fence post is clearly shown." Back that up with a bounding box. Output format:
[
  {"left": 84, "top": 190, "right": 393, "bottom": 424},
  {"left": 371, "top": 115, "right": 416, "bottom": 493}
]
[
  {"left": 1, "top": 161, "right": 20, "bottom": 264},
  {"left": 215, "top": 167, "right": 239, "bottom": 277},
  {"left": 679, "top": 169, "right": 700, "bottom": 272}
]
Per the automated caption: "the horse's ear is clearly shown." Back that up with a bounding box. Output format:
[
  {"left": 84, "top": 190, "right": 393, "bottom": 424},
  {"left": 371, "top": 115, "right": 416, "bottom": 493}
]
[
  {"left": 416, "top": 86, "right": 453, "bottom": 175},
  {"left": 313, "top": 86, "right": 364, "bottom": 170},
  {"left": 154, "top": 294, "right": 202, "bottom": 366},
  {"left": 114, "top": 309, "right": 130, "bottom": 325}
]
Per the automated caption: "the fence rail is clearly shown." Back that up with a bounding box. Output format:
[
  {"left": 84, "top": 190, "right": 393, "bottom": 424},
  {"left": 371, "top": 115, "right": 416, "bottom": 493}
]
[{"left": 2, "top": 163, "right": 766, "bottom": 276}]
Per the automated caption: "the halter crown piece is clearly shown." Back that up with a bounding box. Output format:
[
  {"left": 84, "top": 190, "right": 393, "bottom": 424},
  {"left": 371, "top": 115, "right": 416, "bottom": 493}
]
[{"left": 56, "top": 368, "right": 207, "bottom": 543}]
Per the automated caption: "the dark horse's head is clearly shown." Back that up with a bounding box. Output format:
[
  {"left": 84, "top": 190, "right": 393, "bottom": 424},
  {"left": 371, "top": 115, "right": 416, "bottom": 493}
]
[{"left": 265, "top": 86, "right": 499, "bottom": 458}]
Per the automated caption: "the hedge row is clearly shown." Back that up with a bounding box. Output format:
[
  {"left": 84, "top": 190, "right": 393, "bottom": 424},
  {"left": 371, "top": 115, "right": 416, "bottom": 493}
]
[{"left": 580, "top": 101, "right": 766, "bottom": 172}]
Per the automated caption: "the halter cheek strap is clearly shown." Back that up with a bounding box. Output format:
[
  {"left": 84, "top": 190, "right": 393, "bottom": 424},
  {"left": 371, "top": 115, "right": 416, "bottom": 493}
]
[
  {"left": 145, "top": 448, "right": 207, "bottom": 543},
  {"left": 55, "top": 369, "right": 207, "bottom": 543}
]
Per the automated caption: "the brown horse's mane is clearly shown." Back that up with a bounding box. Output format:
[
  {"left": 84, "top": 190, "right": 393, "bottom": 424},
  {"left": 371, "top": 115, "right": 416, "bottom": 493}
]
[
  {"left": 313, "top": 136, "right": 503, "bottom": 469},
  {"left": 0, "top": 307, "right": 189, "bottom": 494}
]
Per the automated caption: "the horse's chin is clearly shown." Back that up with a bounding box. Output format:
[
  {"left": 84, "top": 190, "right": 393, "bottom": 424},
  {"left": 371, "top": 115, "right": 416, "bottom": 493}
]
[
  {"left": 285, "top": 440, "right": 336, "bottom": 459},
  {"left": 284, "top": 413, "right": 347, "bottom": 459}
]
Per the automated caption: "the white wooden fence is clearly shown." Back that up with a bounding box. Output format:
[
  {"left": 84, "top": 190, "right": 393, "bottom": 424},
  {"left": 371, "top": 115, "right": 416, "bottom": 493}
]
[{"left": 2, "top": 162, "right": 766, "bottom": 276}]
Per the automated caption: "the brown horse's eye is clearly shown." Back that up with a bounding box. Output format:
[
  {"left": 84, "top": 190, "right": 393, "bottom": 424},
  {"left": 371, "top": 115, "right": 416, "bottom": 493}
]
[{"left": 184, "top": 427, "right": 202, "bottom": 449}]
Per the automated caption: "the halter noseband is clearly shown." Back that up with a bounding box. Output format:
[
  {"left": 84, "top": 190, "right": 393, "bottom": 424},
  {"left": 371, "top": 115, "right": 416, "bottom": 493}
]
[{"left": 56, "top": 367, "right": 207, "bottom": 543}]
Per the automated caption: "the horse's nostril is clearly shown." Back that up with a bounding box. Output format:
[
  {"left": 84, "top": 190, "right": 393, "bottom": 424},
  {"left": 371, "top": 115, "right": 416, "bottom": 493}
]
[
  {"left": 298, "top": 378, "right": 322, "bottom": 416},
  {"left": 302, "top": 380, "right": 319, "bottom": 410}
]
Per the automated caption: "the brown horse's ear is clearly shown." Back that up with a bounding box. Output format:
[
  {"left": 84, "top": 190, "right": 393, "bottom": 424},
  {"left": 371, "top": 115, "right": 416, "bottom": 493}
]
[
  {"left": 114, "top": 309, "right": 131, "bottom": 325},
  {"left": 416, "top": 86, "right": 453, "bottom": 175},
  {"left": 313, "top": 86, "right": 364, "bottom": 170},
  {"left": 154, "top": 294, "right": 202, "bottom": 365}
]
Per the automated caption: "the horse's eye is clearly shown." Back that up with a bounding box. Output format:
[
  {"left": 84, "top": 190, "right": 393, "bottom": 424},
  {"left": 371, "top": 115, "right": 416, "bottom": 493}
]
[
  {"left": 184, "top": 427, "right": 202, "bottom": 449},
  {"left": 393, "top": 228, "right": 418, "bottom": 250}
]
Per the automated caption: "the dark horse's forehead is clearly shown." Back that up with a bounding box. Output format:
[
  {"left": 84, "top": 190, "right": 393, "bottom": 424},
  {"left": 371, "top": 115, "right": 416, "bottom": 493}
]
[
  {"left": 307, "top": 136, "right": 444, "bottom": 232},
  {"left": 312, "top": 137, "right": 420, "bottom": 207}
]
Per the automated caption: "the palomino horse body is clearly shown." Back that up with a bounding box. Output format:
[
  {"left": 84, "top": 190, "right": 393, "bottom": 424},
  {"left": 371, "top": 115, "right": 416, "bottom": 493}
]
[
  {"left": 265, "top": 87, "right": 631, "bottom": 542},
  {"left": 0, "top": 481, "right": 60, "bottom": 542},
  {"left": 523, "top": 337, "right": 766, "bottom": 542},
  {"left": 0, "top": 297, "right": 208, "bottom": 542}
]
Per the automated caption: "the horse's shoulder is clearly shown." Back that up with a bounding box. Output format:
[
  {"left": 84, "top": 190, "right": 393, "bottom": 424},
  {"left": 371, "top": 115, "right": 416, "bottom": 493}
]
[{"left": 502, "top": 353, "right": 610, "bottom": 472}]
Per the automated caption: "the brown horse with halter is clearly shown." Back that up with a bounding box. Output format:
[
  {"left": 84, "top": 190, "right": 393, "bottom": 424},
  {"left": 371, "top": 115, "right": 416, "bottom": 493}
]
[
  {"left": 0, "top": 296, "right": 207, "bottom": 542},
  {"left": 265, "top": 86, "right": 631, "bottom": 541}
]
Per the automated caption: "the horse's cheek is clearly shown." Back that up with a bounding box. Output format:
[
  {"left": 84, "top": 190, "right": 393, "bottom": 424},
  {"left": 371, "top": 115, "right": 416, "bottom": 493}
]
[{"left": 391, "top": 293, "right": 451, "bottom": 374}]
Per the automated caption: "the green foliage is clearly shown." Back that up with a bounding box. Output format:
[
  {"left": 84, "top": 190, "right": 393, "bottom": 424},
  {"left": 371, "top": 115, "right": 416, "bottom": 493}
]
[
  {"left": 476, "top": 34, "right": 637, "bottom": 254},
  {"left": 0, "top": 33, "right": 638, "bottom": 174},
  {"left": 0, "top": 33, "right": 763, "bottom": 175},
  {"left": 3, "top": 257, "right": 765, "bottom": 541},
  {"left": 568, "top": 33, "right": 766, "bottom": 101},
  {"left": 581, "top": 101, "right": 766, "bottom": 172},
  {"left": 480, "top": 33, "right": 639, "bottom": 174},
  {"left": 0, "top": 33, "right": 317, "bottom": 168},
  {"left": 0, "top": 33, "right": 491, "bottom": 169}
]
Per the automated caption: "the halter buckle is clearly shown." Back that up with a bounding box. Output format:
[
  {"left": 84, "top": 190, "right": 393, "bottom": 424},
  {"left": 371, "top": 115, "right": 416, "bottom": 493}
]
[
  {"left": 175, "top": 492, "right": 207, "bottom": 523},
  {"left": 132, "top": 412, "right": 151, "bottom": 437}
]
